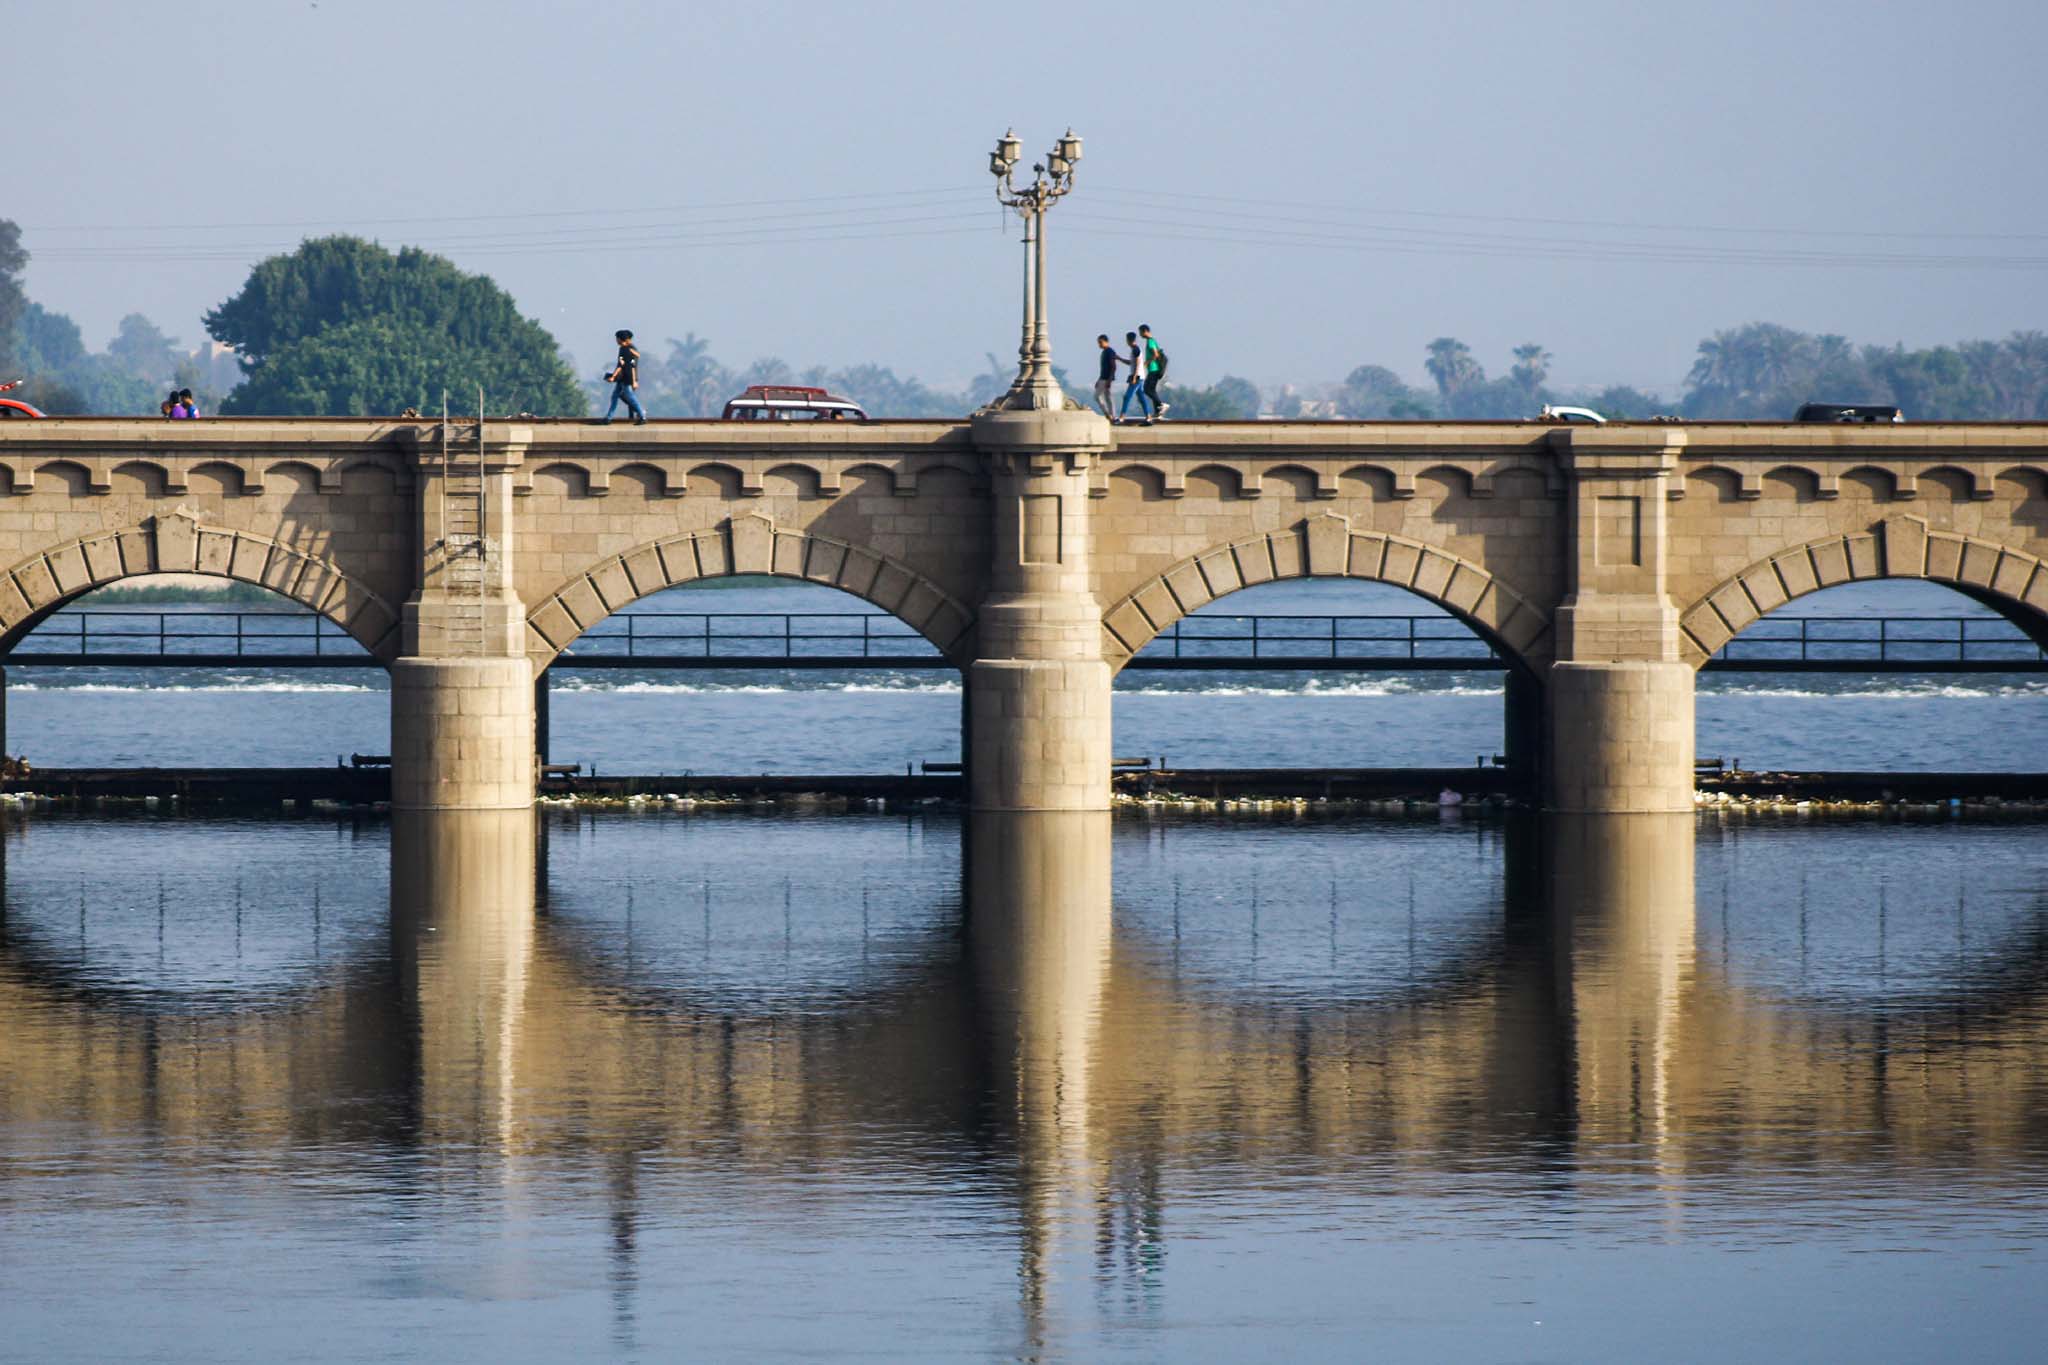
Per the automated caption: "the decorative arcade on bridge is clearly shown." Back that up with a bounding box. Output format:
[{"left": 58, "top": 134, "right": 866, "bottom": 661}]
[{"left": 0, "top": 410, "right": 2044, "bottom": 812}]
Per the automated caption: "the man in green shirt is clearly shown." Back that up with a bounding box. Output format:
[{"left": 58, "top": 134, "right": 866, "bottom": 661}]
[{"left": 1139, "top": 324, "right": 1168, "bottom": 421}]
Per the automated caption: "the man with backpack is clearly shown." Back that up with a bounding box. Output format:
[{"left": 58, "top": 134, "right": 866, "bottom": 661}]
[{"left": 1140, "top": 324, "right": 1169, "bottom": 421}]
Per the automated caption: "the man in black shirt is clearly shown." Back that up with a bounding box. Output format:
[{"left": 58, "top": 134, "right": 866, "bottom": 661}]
[
  {"left": 601, "top": 329, "right": 646, "bottom": 424},
  {"left": 1092, "top": 333, "right": 1123, "bottom": 419}
]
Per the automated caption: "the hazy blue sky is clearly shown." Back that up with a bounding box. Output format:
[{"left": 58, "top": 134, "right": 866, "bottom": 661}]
[{"left": 7, "top": 0, "right": 2045, "bottom": 397}]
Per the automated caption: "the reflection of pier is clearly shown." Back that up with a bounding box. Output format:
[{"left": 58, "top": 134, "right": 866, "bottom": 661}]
[{"left": 3, "top": 813, "right": 2047, "bottom": 1328}]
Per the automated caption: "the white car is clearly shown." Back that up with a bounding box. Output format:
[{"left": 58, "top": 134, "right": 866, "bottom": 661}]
[
  {"left": 721, "top": 385, "right": 868, "bottom": 421},
  {"left": 1539, "top": 404, "right": 1606, "bottom": 425}
]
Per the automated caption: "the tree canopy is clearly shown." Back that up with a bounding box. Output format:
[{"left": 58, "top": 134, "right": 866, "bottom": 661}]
[
  {"left": 205, "top": 236, "right": 585, "bottom": 416},
  {"left": 1679, "top": 323, "right": 2048, "bottom": 420}
]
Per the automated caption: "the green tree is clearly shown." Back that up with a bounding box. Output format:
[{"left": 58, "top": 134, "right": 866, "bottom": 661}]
[
  {"left": 0, "top": 220, "right": 27, "bottom": 369},
  {"left": 106, "top": 313, "right": 181, "bottom": 383},
  {"left": 18, "top": 302, "right": 86, "bottom": 372},
  {"left": 1510, "top": 343, "right": 1551, "bottom": 396},
  {"left": 737, "top": 356, "right": 795, "bottom": 389},
  {"left": 1424, "top": 337, "right": 1483, "bottom": 403},
  {"left": 1211, "top": 375, "right": 1261, "bottom": 418},
  {"left": 661, "top": 332, "right": 734, "bottom": 416},
  {"left": 1588, "top": 385, "right": 1663, "bottom": 419},
  {"left": 229, "top": 316, "right": 576, "bottom": 418},
  {"left": 206, "top": 236, "right": 585, "bottom": 416},
  {"left": 1155, "top": 380, "right": 1254, "bottom": 419},
  {"left": 1338, "top": 364, "right": 1436, "bottom": 418}
]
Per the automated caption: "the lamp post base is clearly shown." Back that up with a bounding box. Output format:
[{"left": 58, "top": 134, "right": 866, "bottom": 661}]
[{"left": 979, "top": 372, "right": 1079, "bottom": 413}]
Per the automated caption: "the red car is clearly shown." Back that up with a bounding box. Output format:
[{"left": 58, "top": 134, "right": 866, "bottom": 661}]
[
  {"left": 0, "top": 379, "right": 43, "bottom": 419},
  {"left": 720, "top": 385, "right": 867, "bottom": 421}
]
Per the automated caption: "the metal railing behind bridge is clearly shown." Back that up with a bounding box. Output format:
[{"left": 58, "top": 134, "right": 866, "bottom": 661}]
[
  {"left": 1, "top": 608, "right": 2041, "bottom": 673},
  {"left": 1708, "top": 615, "right": 2046, "bottom": 671},
  {"left": 7, "top": 610, "right": 370, "bottom": 664},
  {"left": 1137, "top": 614, "right": 1501, "bottom": 670},
  {"left": 563, "top": 612, "right": 939, "bottom": 664}
]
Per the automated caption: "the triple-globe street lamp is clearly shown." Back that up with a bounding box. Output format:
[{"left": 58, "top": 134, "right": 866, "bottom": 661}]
[{"left": 984, "top": 127, "right": 1083, "bottom": 411}]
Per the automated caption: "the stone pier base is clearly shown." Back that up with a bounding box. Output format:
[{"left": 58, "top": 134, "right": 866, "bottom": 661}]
[
  {"left": 1546, "top": 661, "right": 1695, "bottom": 813},
  {"left": 390, "top": 658, "right": 536, "bottom": 811},
  {"left": 966, "top": 658, "right": 1113, "bottom": 812}
]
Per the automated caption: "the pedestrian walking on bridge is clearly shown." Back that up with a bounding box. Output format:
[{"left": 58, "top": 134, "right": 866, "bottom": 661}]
[
  {"left": 1092, "top": 334, "right": 1125, "bottom": 419},
  {"left": 1140, "top": 324, "right": 1169, "bottom": 420},
  {"left": 1118, "top": 331, "right": 1152, "bottom": 423},
  {"left": 601, "top": 329, "right": 646, "bottom": 424}
]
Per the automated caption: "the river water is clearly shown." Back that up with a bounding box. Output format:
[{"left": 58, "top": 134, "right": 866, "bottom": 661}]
[
  {"left": 3, "top": 580, "right": 2046, "bottom": 1359},
  {"left": 5, "top": 578, "right": 2046, "bottom": 773},
  {"left": 2, "top": 807, "right": 2046, "bottom": 1361}
]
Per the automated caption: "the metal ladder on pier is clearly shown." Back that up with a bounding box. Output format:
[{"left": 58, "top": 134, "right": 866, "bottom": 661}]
[{"left": 438, "top": 391, "right": 489, "bottom": 655}]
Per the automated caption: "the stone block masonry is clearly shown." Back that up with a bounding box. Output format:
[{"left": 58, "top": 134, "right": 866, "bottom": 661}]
[{"left": 1, "top": 417, "right": 2043, "bottom": 812}]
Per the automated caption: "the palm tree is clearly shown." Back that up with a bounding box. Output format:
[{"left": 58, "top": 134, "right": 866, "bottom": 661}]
[
  {"left": 663, "top": 332, "right": 731, "bottom": 416},
  {"left": 1509, "top": 343, "right": 1551, "bottom": 396},
  {"left": 1424, "top": 337, "right": 1481, "bottom": 399}
]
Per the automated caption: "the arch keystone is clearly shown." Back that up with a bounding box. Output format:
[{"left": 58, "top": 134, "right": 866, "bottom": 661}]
[
  {"left": 152, "top": 509, "right": 203, "bottom": 573},
  {"left": 1304, "top": 511, "right": 1352, "bottom": 575},
  {"left": 1880, "top": 514, "right": 1928, "bottom": 577},
  {"left": 728, "top": 512, "right": 776, "bottom": 573}
]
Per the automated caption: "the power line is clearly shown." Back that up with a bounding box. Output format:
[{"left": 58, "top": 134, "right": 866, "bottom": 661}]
[
  {"left": 21, "top": 186, "right": 987, "bottom": 235},
  {"left": 1060, "top": 212, "right": 2048, "bottom": 272},
  {"left": 1093, "top": 186, "right": 2048, "bottom": 244},
  {"left": 27, "top": 220, "right": 998, "bottom": 265}
]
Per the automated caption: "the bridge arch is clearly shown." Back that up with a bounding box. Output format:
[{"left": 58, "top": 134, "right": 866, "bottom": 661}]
[
  {"left": 0, "top": 511, "right": 402, "bottom": 661},
  {"left": 1678, "top": 515, "right": 2048, "bottom": 665},
  {"left": 523, "top": 511, "right": 977, "bottom": 670},
  {"left": 1099, "top": 511, "right": 1553, "bottom": 673}
]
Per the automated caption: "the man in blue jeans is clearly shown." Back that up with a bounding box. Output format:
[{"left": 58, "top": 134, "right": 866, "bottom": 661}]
[
  {"left": 601, "top": 329, "right": 646, "bottom": 424},
  {"left": 1118, "top": 330, "right": 1153, "bottom": 422}
]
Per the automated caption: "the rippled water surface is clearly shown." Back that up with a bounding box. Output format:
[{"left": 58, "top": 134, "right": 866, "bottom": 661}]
[
  {"left": 8, "top": 578, "right": 2047, "bottom": 772},
  {"left": 3, "top": 808, "right": 2046, "bottom": 1361}
]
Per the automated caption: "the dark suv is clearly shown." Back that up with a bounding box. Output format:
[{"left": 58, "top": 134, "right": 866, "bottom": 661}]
[{"left": 1795, "top": 403, "right": 1903, "bottom": 423}]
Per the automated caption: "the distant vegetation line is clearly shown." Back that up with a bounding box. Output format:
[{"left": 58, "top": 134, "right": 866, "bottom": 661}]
[
  {"left": 4, "top": 223, "right": 2043, "bottom": 422},
  {"left": 82, "top": 581, "right": 281, "bottom": 606},
  {"left": 75, "top": 574, "right": 785, "bottom": 610}
]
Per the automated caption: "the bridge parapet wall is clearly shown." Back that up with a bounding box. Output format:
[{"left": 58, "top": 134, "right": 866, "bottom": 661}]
[
  {"left": 1667, "top": 434, "right": 2048, "bottom": 657},
  {"left": 0, "top": 419, "right": 416, "bottom": 653},
  {"left": 510, "top": 424, "right": 991, "bottom": 638},
  {"left": 1093, "top": 427, "right": 1565, "bottom": 636}
]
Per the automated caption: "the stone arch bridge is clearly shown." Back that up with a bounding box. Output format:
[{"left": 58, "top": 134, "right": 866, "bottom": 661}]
[{"left": 1, "top": 410, "right": 2042, "bottom": 811}]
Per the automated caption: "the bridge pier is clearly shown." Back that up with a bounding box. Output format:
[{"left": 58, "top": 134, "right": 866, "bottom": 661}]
[
  {"left": 391, "top": 658, "right": 536, "bottom": 812},
  {"left": 1545, "top": 430, "right": 1697, "bottom": 813},
  {"left": 1546, "top": 662, "right": 1695, "bottom": 813},
  {"left": 391, "top": 424, "right": 538, "bottom": 813},
  {"left": 966, "top": 410, "right": 1115, "bottom": 812}
]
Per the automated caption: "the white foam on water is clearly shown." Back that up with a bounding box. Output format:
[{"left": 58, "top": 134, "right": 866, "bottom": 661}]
[
  {"left": 12, "top": 680, "right": 380, "bottom": 694},
  {"left": 1699, "top": 681, "right": 2048, "bottom": 700},
  {"left": 1118, "top": 679, "right": 1504, "bottom": 698},
  {"left": 9, "top": 672, "right": 2043, "bottom": 702},
  {"left": 548, "top": 679, "right": 964, "bottom": 696}
]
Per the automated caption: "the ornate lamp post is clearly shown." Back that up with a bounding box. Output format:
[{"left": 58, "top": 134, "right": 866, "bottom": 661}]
[{"left": 985, "top": 127, "right": 1083, "bottom": 411}]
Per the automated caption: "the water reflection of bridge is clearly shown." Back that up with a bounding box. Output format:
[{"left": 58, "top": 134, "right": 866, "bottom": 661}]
[{"left": 2, "top": 813, "right": 2045, "bottom": 1338}]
